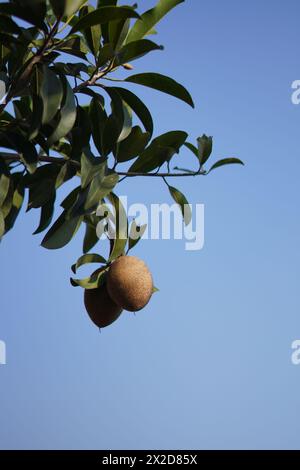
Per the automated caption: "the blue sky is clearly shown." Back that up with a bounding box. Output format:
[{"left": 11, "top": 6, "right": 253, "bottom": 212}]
[{"left": 1, "top": 0, "right": 300, "bottom": 449}]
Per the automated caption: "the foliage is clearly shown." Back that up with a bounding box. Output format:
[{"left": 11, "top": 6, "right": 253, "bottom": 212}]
[{"left": 0, "top": 0, "right": 243, "bottom": 288}]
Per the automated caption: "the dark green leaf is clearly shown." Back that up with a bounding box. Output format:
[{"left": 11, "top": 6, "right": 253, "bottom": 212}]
[
  {"left": 126, "top": 0, "right": 183, "bottom": 43},
  {"left": 38, "top": 66, "right": 63, "bottom": 125},
  {"left": 109, "top": 18, "right": 130, "bottom": 50},
  {"left": 89, "top": 97, "right": 107, "bottom": 155},
  {"left": 0, "top": 209, "right": 4, "bottom": 238},
  {"left": 61, "top": 186, "right": 81, "bottom": 210},
  {"left": 83, "top": 217, "right": 99, "bottom": 253},
  {"left": 125, "top": 72, "right": 194, "bottom": 108},
  {"left": 55, "top": 162, "right": 76, "bottom": 189},
  {"left": 84, "top": 171, "right": 119, "bottom": 212},
  {"left": 80, "top": 152, "right": 106, "bottom": 189},
  {"left": 41, "top": 211, "right": 83, "bottom": 249},
  {"left": 0, "top": 173, "right": 10, "bottom": 207},
  {"left": 55, "top": 36, "right": 89, "bottom": 60},
  {"left": 28, "top": 179, "right": 55, "bottom": 209},
  {"left": 48, "top": 75, "right": 77, "bottom": 145},
  {"left": 117, "top": 39, "right": 163, "bottom": 65},
  {"left": 168, "top": 185, "right": 192, "bottom": 225},
  {"left": 50, "top": 0, "right": 87, "bottom": 18},
  {"left": 117, "top": 126, "right": 150, "bottom": 162},
  {"left": 102, "top": 87, "right": 125, "bottom": 155},
  {"left": 70, "top": 6, "right": 140, "bottom": 34},
  {"left": 107, "top": 192, "right": 128, "bottom": 262},
  {"left": 70, "top": 266, "right": 108, "bottom": 289},
  {"left": 118, "top": 102, "right": 132, "bottom": 142},
  {"left": 129, "top": 131, "right": 187, "bottom": 173},
  {"left": 4, "top": 179, "right": 25, "bottom": 233},
  {"left": 80, "top": 5, "right": 101, "bottom": 56},
  {"left": 209, "top": 158, "right": 244, "bottom": 172},
  {"left": 0, "top": 15, "right": 21, "bottom": 35},
  {"left": 71, "top": 253, "right": 107, "bottom": 274},
  {"left": 0, "top": 131, "right": 38, "bottom": 173},
  {"left": 33, "top": 195, "right": 55, "bottom": 234},
  {"left": 128, "top": 220, "right": 147, "bottom": 251},
  {"left": 0, "top": 1, "right": 47, "bottom": 31},
  {"left": 112, "top": 87, "right": 153, "bottom": 136}
]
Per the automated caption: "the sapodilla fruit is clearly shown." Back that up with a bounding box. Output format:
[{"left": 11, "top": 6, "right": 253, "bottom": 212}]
[
  {"left": 107, "top": 256, "right": 153, "bottom": 312},
  {"left": 84, "top": 283, "right": 123, "bottom": 328}
]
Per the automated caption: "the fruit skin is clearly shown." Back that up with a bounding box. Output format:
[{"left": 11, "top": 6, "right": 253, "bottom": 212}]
[
  {"left": 107, "top": 256, "right": 153, "bottom": 312},
  {"left": 84, "top": 283, "right": 123, "bottom": 328}
]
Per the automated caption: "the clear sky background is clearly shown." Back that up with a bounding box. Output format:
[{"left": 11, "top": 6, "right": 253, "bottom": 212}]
[{"left": 1, "top": 0, "right": 300, "bottom": 450}]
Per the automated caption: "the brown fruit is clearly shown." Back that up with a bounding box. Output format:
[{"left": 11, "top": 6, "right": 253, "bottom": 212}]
[
  {"left": 84, "top": 283, "right": 123, "bottom": 328},
  {"left": 107, "top": 256, "right": 153, "bottom": 312}
]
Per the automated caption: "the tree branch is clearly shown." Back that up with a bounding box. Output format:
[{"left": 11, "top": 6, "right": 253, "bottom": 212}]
[{"left": 0, "top": 153, "right": 205, "bottom": 177}]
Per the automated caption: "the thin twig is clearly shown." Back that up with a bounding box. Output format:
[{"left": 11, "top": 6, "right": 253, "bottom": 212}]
[{"left": 0, "top": 153, "right": 204, "bottom": 177}]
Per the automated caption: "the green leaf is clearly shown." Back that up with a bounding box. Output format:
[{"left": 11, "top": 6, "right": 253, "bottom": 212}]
[
  {"left": 117, "top": 39, "right": 163, "bottom": 65},
  {"left": 41, "top": 211, "right": 83, "bottom": 249},
  {"left": 61, "top": 186, "right": 81, "bottom": 209},
  {"left": 71, "top": 253, "right": 107, "bottom": 274},
  {"left": 80, "top": 5, "right": 101, "bottom": 56},
  {"left": 4, "top": 179, "right": 25, "bottom": 233},
  {"left": 70, "top": 266, "right": 108, "bottom": 289},
  {"left": 128, "top": 220, "right": 147, "bottom": 251},
  {"left": 107, "top": 192, "right": 128, "bottom": 262},
  {"left": 168, "top": 185, "right": 192, "bottom": 225},
  {"left": 27, "top": 179, "right": 55, "bottom": 210},
  {"left": 48, "top": 76, "right": 77, "bottom": 145},
  {"left": 197, "top": 135, "right": 213, "bottom": 166},
  {"left": 109, "top": 17, "right": 130, "bottom": 50},
  {"left": 0, "top": 209, "right": 4, "bottom": 238},
  {"left": 0, "top": 131, "right": 38, "bottom": 174},
  {"left": 33, "top": 196, "right": 55, "bottom": 235},
  {"left": 0, "top": 174, "right": 10, "bottom": 208},
  {"left": 50, "top": 0, "right": 87, "bottom": 18},
  {"left": 101, "top": 87, "right": 125, "bottom": 155},
  {"left": 129, "top": 131, "right": 187, "bottom": 173},
  {"left": 54, "top": 36, "right": 89, "bottom": 60},
  {"left": 28, "top": 71, "right": 43, "bottom": 140},
  {"left": 117, "top": 102, "right": 132, "bottom": 143},
  {"left": 126, "top": 0, "right": 183, "bottom": 43},
  {"left": 125, "top": 73, "right": 194, "bottom": 108},
  {"left": 83, "top": 217, "right": 99, "bottom": 253},
  {"left": 70, "top": 6, "right": 140, "bottom": 34},
  {"left": 111, "top": 87, "right": 153, "bottom": 136},
  {"left": 0, "top": 1, "right": 47, "bottom": 30},
  {"left": 89, "top": 97, "right": 107, "bottom": 155},
  {"left": 80, "top": 152, "right": 106, "bottom": 189},
  {"left": 0, "top": 15, "right": 21, "bottom": 35},
  {"left": 84, "top": 171, "right": 119, "bottom": 212},
  {"left": 97, "top": 43, "right": 115, "bottom": 67},
  {"left": 116, "top": 126, "right": 150, "bottom": 162},
  {"left": 209, "top": 158, "right": 244, "bottom": 173},
  {"left": 55, "top": 162, "right": 76, "bottom": 189},
  {"left": 38, "top": 66, "right": 64, "bottom": 125}
]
